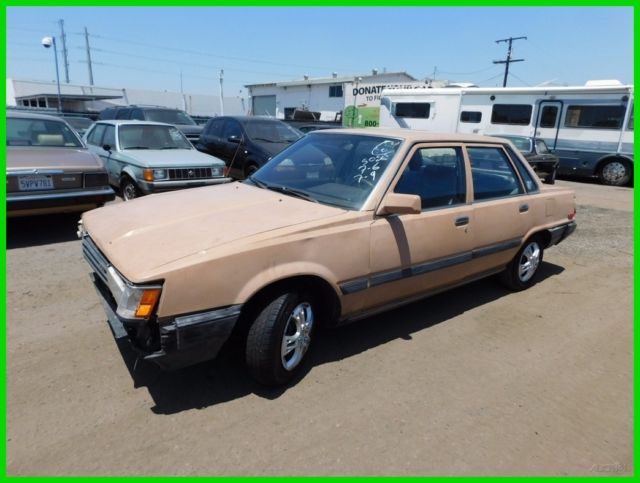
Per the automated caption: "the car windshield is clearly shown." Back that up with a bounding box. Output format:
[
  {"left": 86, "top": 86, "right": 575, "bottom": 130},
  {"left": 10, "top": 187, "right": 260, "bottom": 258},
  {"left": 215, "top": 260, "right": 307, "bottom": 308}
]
[
  {"left": 249, "top": 133, "right": 403, "bottom": 210},
  {"left": 504, "top": 136, "right": 532, "bottom": 152},
  {"left": 119, "top": 124, "right": 193, "bottom": 150},
  {"left": 144, "top": 109, "right": 196, "bottom": 126},
  {"left": 6, "top": 117, "right": 84, "bottom": 147},
  {"left": 245, "top": 120, "right": 303, "bottom": 143}
]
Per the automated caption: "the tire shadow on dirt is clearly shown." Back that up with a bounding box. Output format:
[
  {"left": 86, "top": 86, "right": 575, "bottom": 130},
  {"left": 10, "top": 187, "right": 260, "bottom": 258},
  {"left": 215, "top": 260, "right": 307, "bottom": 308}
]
[
  {"left": 115, "top": 262, "right": 564, "bottom": 414},
  {"left": 7, "top": 213, "right": 81, "bottom": 249}
]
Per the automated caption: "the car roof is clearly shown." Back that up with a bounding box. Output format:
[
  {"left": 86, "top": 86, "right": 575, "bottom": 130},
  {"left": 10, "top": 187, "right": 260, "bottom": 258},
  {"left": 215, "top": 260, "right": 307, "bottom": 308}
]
[
  {"left": 217, "top": 116, "right": 288, "bottom": 124},
  {"left": 312, "top": 128, "right": 518, "bottom": 144},
  {"left": 93, "top": 120, "right": 174, "bottom": 127},
  {"left": 7, "top": 111, "right": 69, "bottom": 122}
]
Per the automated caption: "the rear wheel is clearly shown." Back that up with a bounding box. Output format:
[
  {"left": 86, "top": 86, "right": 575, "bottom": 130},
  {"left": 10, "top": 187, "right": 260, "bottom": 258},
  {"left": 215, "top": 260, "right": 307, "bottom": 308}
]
[
  {"left": 120, "top": 176, "right": 142, "bottom": 201},
  {"left": 599, "top": 159, "right": 631, "bottom": 186},
  {"left": 245, "top": 291, "right": 316, "bottom": 386},
  {"left": 500, "top": 237, "right": 544, "bottom": 291}
]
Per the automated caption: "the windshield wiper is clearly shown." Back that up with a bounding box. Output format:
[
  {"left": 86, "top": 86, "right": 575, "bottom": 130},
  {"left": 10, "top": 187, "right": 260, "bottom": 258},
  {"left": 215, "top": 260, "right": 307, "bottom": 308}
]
[
  {"left": 251, "top": 137, "right": 278, "bottom": 143},
  {"left": 249, "top": 177, "right": 317, "bottom": 203},
  {"left": 124, "top": 146, "right": 149, "bottom": 150},
  {"left": 159, "top": 146, "right": 181, "bottom": 150}
]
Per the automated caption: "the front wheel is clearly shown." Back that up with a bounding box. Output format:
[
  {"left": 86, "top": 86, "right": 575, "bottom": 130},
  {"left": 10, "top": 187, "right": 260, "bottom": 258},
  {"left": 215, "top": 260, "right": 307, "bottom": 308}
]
[
  {"left": 120, "top": 176, "right": 142, "bottom": 201},
  {"left": 599, "top": 159, "right": 631, "bottom": 186},
  {"left": 500, "top": 237, "right": 544, "bottom": 291},
  {"left": 246, "top": 291, "right": 316, "bottom": 386}
]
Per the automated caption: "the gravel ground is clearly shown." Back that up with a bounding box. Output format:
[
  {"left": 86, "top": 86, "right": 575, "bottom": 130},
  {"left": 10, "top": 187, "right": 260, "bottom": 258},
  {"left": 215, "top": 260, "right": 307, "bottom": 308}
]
[{"left": 6, "top": 180, "right": 634, "bottom": 476}]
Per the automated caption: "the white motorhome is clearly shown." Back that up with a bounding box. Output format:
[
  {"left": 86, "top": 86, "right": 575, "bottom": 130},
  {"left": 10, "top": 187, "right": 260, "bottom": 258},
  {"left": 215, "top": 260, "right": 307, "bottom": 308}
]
[{"left": 379, "top": 81, "right": 634, "bottom": 185}]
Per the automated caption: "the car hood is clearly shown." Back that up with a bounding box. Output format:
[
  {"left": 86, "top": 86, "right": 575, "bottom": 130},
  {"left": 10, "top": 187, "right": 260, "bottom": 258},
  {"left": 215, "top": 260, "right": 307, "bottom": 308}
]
[
  {"left": 121, "top": 149, "right": 226, "bottom": 167},
  {"left": 7, "top": 146, "right": 103, "bottom": 171},
  {"left": 82, "top": 182, "right": 347, "bottom": 282}
]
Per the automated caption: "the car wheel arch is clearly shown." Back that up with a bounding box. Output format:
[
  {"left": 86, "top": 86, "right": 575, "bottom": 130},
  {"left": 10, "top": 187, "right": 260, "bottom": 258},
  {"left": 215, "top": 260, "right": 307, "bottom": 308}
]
[{"left": 233, "top": 274, "right": 342, "bottom": 342}]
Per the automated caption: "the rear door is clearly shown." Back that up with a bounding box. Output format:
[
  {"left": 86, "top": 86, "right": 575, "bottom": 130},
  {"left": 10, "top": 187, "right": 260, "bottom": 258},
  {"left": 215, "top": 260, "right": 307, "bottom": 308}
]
[{"left": 465, "top": 144, "right": 531, "bottom": 272}]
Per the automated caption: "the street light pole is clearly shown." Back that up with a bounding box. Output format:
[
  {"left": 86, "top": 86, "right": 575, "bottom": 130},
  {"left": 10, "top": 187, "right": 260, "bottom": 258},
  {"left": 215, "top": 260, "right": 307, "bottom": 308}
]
[{"left": 42, "top": 36, "right": 63, "bottom": 112}]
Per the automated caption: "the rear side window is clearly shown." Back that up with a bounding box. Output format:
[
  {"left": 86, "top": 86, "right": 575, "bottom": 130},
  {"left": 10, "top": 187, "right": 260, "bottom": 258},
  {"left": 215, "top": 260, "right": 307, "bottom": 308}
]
[
  {"left": 87, "top": 124, "right": 106, "bottom": 146},
  {"left": 460, "top": 111, "right": 482, "bottom": 123},
  {"left": 506, "top": 146, "right": 540, "bottom": 193},
  {"left": 395, "top": 103, "right": 430, "bottom": 119},
  {"left": 467, "top": 146, "right": 524, "bottom": 200},
  {"left": 491, "top": 104, "right": 532, "bottom": 125},
  {"left": 394, "top": 147, "right": 466, "bottom": 209}
]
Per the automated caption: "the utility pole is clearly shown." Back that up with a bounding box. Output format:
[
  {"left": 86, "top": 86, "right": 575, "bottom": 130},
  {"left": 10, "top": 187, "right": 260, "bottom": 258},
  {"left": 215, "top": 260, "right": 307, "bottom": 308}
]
[
  {"left": 84, "top": 27, "right": 94, "bottom": 86},
  {"left": 58, "top": 19, "right": 70, "bottom": 83},
  {"left": 219, "top": 69, "right": 224, "bottom": 116},
  {"left": 493, "top": 36, "right": 527, "bottom": 87}
]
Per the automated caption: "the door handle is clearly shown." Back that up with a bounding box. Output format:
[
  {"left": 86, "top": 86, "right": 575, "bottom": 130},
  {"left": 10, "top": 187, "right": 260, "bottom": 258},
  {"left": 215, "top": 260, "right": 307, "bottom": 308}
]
[
  {"left": 455, "top": 216, "right": 469, "bottom": 226},
  {"left": 519, "top": 204, "right": 529, "bottom": 213}
]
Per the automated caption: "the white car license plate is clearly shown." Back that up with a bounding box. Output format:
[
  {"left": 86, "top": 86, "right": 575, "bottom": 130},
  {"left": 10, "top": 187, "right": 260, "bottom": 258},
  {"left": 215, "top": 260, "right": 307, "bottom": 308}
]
[{"left": 18, "top": 175, "right": 54, "bottom": 191}]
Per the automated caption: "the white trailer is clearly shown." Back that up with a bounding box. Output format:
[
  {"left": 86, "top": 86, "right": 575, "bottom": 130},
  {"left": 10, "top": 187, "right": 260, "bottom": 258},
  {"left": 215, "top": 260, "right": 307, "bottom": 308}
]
[{"left": 379, "top": 82, "right": 634, "bottom": 185}]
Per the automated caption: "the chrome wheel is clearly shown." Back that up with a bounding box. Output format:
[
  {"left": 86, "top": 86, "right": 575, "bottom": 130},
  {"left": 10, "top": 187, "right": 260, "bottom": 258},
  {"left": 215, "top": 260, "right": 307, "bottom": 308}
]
[
  {"left": 122, "top": 181, "right": 138, "bottom": 201},
  {"left": 518, "top": 241, "right": 541, "bottom": 282},
  {"left": 280, "top": 302, "right": 314, "bottom": 371},
  {"left": 601, "top": 161, "right": 628, "bottom": 185}
]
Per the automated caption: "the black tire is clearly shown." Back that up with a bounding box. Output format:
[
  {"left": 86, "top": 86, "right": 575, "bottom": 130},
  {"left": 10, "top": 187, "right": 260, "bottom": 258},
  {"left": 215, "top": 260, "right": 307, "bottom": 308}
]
[
  {"left": 246, "top": 291, "right": 316, "bottom": 386},
  {"left": 499, "top": 236, "right": 544, "bottom": 291},
  {"left": 598, "top": 159, "right": 632, "bottom": 186},
  {"left": 120, "top": 176, "right": 142, "bottom": 201},
  {"left": 544, "top": 167, "right": 557, "bottom": 185}
]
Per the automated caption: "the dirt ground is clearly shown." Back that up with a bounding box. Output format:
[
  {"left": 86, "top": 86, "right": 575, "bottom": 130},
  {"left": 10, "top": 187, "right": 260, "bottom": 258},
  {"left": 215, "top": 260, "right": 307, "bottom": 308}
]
[{"left": 6, "top": 179, "right": 634, "bottom": 476}]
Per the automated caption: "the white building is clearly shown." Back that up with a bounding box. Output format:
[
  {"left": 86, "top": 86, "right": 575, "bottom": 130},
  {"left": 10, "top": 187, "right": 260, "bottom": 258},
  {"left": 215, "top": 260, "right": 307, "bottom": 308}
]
[
  {"left": 245, "top": 71, "right": 432, "bottom": 123},
  {"left": 6, "top": 78, "right": 248, "bottom": 117}
]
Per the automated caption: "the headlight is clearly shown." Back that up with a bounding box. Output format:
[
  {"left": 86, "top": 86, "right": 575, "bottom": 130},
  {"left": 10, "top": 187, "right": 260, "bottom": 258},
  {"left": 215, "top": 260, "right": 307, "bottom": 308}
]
[
  {"left": 106, "top": 266, "right": 162, "bottom": 319},
  {"left": 211, "top": 166, "right": 223, "bottom": 177},
  {"left": 142, "top": 169, "right": 167, "bottom": 181}
]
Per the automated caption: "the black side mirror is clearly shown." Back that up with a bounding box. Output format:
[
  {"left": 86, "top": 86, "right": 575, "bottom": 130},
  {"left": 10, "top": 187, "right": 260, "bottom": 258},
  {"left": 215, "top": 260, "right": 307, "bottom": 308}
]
[{"left": 102, "top": 144, "right": 112, "bottom": 152}]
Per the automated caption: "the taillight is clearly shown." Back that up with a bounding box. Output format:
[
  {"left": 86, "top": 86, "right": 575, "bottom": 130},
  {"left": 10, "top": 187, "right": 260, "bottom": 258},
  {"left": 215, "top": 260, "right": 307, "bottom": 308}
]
[
  {"left": 568, "top": 208, "right": 576, "bottom": 221},
  {"left": 223, "top": 166, "right": 230, "bottom": 177}
]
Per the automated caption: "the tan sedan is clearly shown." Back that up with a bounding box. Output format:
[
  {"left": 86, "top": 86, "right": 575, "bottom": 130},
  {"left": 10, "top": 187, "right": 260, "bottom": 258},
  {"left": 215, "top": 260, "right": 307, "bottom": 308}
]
[
  {"left": 80, "top": 129, "right": 576, "bottom": 385},
  {"left": 7, "top": 111, "right": 114, "bottom": 217}
]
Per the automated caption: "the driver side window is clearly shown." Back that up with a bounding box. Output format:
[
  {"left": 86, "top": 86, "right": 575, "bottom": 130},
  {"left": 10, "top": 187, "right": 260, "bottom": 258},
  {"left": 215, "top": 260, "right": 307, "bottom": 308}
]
[
  {"left": 394, "top": 147, "right": 466, "bottom": 209},
  {"left": 223, "top": 121, "right": 242, "bottom": 140}
]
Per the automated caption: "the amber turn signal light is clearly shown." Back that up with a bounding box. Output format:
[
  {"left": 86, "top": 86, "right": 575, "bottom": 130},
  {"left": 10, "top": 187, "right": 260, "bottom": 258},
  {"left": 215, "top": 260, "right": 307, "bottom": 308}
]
[{"left": 135, "top": 289, "right": 161, "bottom": 318}]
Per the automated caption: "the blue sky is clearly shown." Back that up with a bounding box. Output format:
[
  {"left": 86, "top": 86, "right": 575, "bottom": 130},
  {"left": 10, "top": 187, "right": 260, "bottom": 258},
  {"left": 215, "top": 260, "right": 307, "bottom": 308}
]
[{"left": 6, "top": 6, "right": 634, "bottom": 95}]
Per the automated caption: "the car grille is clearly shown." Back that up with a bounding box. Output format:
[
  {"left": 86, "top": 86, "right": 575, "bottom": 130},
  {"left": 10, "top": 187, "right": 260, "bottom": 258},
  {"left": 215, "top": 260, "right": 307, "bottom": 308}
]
[
  {"left": 167, "top": 167, "right": 219, "bottom": 180},
  {"left": 82, "top": 235, "right": 110, "bottom": 285}
]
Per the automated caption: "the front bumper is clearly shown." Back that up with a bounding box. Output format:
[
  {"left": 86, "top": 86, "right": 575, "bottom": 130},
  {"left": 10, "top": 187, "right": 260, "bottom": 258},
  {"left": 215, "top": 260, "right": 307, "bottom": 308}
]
[
  {"left": 7, "top": 186, "right": 115, "bottom": 212},
  {"left": 92, "top": 273, "right": 241, "bottom": 370},
  {"left": 137, "top": 177, "right": 232, "bottom": 194},
  {"left": 82, "top": 234, "right": 240, "bottom": 370}
]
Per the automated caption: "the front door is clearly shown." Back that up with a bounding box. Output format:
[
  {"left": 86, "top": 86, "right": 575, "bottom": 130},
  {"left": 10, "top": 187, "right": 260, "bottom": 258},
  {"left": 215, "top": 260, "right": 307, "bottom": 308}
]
[{"left": 364, "top": 144, "right": 476, "bottom": 311}]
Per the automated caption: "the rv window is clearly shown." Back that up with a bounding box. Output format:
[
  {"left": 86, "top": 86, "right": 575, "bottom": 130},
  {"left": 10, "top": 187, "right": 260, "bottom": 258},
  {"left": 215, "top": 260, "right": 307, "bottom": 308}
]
[
  {"left": 490, "top": 104, "right": 532, "bottom": 125},
  {"left": 460, "top": 111, "right": 482, "bottom": 123},
  {"left": 627, "top": 105, "right": 633, "bottom": 131},
  {"left": 539, "top": 106, "right": 558, "bottom": 128},
  {"left": 564, "top": 105, "right": 626, "bottom": 129},
  {"left": 395, "top": 103, "right": 430, "bottom": 119}
]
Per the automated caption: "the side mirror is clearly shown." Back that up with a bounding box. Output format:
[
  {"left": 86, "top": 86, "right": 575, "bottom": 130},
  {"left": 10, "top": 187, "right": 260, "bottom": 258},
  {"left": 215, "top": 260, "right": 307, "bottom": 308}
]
[
  {"left": 377, "top": 193, "right": 421, "bottom": 216},
  {"left": 227, "top": 136, "right": 241, "bottom": 144},
  {"left": 102, "top": 144, "right": 112, "bottom": 152}
]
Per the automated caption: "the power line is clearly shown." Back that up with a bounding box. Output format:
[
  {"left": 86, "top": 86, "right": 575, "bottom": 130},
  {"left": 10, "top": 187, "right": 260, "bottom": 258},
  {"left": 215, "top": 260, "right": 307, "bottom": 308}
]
[
  {"left": 508, "top": 72, "right": 531, "bottom": 87},
  {"left": 493, "top": 36, "right": 527, "bottom": 87}
]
